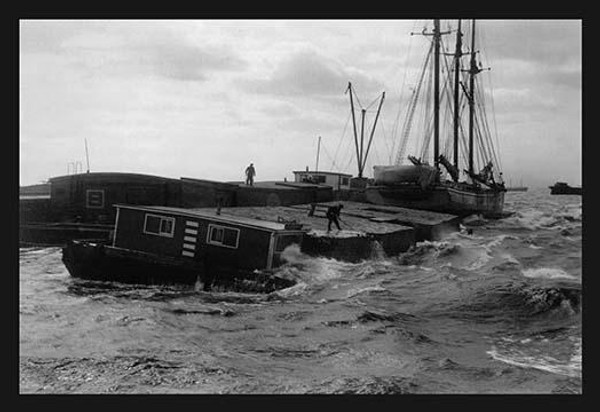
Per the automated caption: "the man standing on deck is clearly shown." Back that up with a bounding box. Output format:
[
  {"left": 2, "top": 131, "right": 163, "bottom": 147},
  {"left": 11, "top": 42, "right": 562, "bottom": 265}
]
[
  {"left": 245, "top": 162, "right": 256, "bottom": 186},
  {"left": 326, "top": 204, "right": 344, "bottom": 233}
]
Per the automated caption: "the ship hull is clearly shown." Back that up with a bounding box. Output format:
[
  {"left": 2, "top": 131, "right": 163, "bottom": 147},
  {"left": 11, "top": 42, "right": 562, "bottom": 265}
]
[
  {"left": 62, "top": 240, "right": 295, "bottom": 292},
  {"left": 365, "top": 183, "right": 505, "bottom": 218},
  {"left": 550, "top": 187, "right": 582, "bottom": 195}
]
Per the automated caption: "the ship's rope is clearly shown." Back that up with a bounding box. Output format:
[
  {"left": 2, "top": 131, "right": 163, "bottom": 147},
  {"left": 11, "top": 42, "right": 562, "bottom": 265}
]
[
  {"left": 395, "top": 40, "right": 433, "bottom": 165},
  {"left": 478, "top": 24, "right": 503, "bottom": 175},
  {"left": 327, "top": 110, "right": 353, "bottom": 172},
  {"left": 390, "top": 20, "right": 420, "bottom": 163}
]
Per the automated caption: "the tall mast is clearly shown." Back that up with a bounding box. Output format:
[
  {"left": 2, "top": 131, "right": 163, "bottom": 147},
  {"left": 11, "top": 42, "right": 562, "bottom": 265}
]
[
  {"left": 346, "top": 82, "right": 361, "bottom": 177},
  {"left": 359, "top": 108, "right": 366, "bottom": 177},
  {"left": 315, "top": 135, "right": 321, "bottom": 172},
  {"left": 453, "top": 20, "right": 462, "bottom": 175},
  {"left": 84, "top": 138, "right": 90, "bottom": 173},
  {"left": 468, "top": 19, "right": 477, "bottom": 176},
  {"left": 362, "top": 91, "right": 386, "bottom": 171},
  {"left": 433, "top": 19, "right": 441, "bottom": 170}
]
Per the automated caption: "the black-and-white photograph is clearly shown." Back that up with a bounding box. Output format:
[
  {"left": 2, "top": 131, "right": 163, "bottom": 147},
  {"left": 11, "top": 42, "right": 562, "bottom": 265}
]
[{"left": 19, "top": 18, "right": 582, "bottom": 394}]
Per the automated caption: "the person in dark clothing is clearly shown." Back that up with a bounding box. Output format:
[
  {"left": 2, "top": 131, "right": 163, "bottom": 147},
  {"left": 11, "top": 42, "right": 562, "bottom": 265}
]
[
  {"left": 326, "top": 204, "right": 344, "bottom": 232},
  {"left": 245, "top": 163, "right": 256, "bottom": 186}
]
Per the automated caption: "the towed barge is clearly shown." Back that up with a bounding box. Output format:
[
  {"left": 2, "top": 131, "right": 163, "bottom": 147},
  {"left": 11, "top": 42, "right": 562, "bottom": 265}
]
[
  {"left": 62, "top": 204, "right": 306, "bottom": 292},
  {"left": 62, "top": 201, "right": 461, "bottom": 291}
]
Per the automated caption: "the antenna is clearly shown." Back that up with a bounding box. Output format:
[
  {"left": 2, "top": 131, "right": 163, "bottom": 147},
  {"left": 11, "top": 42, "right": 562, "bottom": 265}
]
[
  {"left": 315, "top": 135, "right": 321, "bottom": 172},
  {"left": 84, "top": 138, "right": 91, "bottom": 173}
]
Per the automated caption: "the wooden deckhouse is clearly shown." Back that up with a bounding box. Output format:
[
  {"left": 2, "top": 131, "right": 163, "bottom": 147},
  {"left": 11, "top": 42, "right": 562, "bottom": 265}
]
[{"left": 62, "top": 204, "right": 306, "bottom": 290}]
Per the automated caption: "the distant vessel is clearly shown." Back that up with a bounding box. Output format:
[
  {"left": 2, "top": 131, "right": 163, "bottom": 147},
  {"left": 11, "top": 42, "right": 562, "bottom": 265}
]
[
  {"left": 364, "top": 19, "right": 506, "bottom": 218},
  {"left": 506, "top": 179, "right": 528, "bottom": 192},
  {"left": 549, "top": 182, "right": 582, "bottom": 195}
]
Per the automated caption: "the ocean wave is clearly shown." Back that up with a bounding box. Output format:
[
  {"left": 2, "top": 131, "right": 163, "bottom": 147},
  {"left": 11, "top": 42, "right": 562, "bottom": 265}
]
[
  {"left": 498, "top": 206, "right": 581, "bottom": 231},
  {"left": 487, "top": 338, "right": 581, "bottom": 379},
  {"left": 431, "top": 278, "right": 581, "bottom": 323},
  {"left": 522, "top": 267, "right": 577, "bottom": 280},
  {"left": 345, "top": 284, "right": 387, "bottom": 298}
]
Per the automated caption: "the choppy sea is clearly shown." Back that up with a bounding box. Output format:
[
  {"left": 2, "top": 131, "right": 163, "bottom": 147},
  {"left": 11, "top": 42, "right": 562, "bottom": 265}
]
[{"left": 19, "top": 188, "right": 582, "bottom": 394}]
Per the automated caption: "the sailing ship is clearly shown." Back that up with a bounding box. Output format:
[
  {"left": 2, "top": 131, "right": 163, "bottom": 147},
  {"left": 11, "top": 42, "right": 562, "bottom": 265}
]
[{"left": 364, "top": 19, "right": 506, "bottom": 218}]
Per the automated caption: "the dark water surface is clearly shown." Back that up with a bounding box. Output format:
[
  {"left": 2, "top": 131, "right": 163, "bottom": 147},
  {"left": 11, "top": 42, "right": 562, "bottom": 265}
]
[{"left": 19, "top": 189, "right": 582, "bottom": 394}]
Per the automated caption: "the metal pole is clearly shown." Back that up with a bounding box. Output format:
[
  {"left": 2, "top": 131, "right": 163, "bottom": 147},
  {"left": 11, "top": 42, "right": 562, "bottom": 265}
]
[
  {"left": 362, "top": 92, "right": 386, "bottom": 172},
  {"left": 359, "top": 108, "right": 366, "bottom": 178},
  {"left": 84, "top": 138, "right": 91, "bottom": 173},
  {"left": 346, "top": 83, "right": 361, "bottom": 178},
  {"left": 315, "top": 135, "right": 321, "bottom": 172}
]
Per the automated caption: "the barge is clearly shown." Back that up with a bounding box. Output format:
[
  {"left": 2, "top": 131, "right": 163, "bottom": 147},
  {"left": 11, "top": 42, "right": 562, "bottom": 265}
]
[{"left": 62, "top": 204, "right": 306, "bottom": 292}]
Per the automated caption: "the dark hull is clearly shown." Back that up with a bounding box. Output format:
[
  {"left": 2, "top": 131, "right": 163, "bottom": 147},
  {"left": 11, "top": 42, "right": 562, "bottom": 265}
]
[
  {"left": 550, "top": 187, "right": 582, "bottom": 195},
  {"left": 62, "top": 241, "right": 294, "bottom": 292},
  {"left": 364, "top": 183, "right": 505, "bottom": 218},
  {"left": 20, "top": 222, "right": 112, "bottom": 246}
]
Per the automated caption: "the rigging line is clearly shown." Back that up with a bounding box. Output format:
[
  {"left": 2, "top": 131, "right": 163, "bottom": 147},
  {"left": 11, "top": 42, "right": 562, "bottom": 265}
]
[
  {"left": 364, "top": 93, "right": 384, "bottom": 111},
  {"left": 351, "top": 85, "right": 365, "bottom": 111},
  {"left": 477, "top": 74, "right": 502, "bottom": 171},
  {"left": 377, "top": 112, "right": 393, "bottom": 164},
  {"left": 339, "top": 122, "right": 357, "bottom": 173},
  {"left": 382, "top": 115, "right": 393, "bottom": 165},
  {"left": 321, "top": 144, "right": 345, "bottom": 172},
  {"left": 473, "top": 105, "right": 491, "bottom": 166},
  {"left": 488, "top": 74, "right": 503, "bottom": 171},
  {"left": 343, "top": 148, "right": 355, "bottom": 174},
  {"left": 475, "top": 81, "right": 498, "bottom": 168},
  {"left": 478, "top": 27, "right": 503, "bottom": 172},
  {"left": 390, "top": 19, "right": 419, "bottom": 158},
  {"left": 332, "top": 111, "right": 352, "bottom": 168},
  {"left": 474, "top": 112, "right": 491, "bottom": 172},
  {"left": 394, "top": 41, "right": 433, "bottom": 165},
  {"left": 440, "top": 53, "right": 456, "bottom": 157},
  {"left": 421, "top": 55, "right": 434, "bottom": 162}
]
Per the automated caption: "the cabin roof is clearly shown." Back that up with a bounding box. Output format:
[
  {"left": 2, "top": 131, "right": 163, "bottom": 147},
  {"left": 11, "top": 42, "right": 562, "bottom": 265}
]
[{"left": 115, "top": 204, "right": 298, "bottom": 232}]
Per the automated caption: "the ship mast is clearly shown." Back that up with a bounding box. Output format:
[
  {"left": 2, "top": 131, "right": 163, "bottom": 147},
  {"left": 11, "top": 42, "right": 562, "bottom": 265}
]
[
  {"left": 417, "top": 20, "right": 449, "bottom": 170},
  {"left": 453, "top": 20, "right": 463, "bottom": 175},
  {"left": 433, "top": 19, "right": 441, "bottom": 170},
  {"left": 345, "top": 82, "right": 385, "bottom": 178},
  {"left": 346, "top": 82, "right": 361, "bottom": 177},
  {"left": 468, "top": 19, "right": 478, "bottom": 176}
]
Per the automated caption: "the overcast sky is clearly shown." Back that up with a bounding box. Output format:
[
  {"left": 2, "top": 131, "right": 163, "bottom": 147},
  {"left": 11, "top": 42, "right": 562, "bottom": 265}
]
[{"left": 19, "top": 19, "right": 581, "bottom": 188}]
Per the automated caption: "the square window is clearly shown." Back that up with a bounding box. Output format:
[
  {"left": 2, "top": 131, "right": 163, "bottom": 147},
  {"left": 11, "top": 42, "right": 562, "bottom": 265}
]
[
  {"left": 86, "top": 189, "right": 105, "bottom": 209},
  {"left": 144, "top": 214, "right": 175, "bottom": 237},
  {"left": 207, "top": 224, "right": 239, "bottom": 249},
  {"left": 145, "top": 215, "right": 161, "bottom": 234}
]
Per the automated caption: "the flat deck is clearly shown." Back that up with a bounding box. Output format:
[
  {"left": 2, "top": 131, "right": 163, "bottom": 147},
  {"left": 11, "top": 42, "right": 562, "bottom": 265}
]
[{"left": 190, "top": 201, "right": 459, "bottom": 262}]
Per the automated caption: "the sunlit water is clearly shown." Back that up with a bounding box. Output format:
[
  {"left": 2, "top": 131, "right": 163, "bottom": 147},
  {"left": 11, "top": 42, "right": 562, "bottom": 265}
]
[{"left": 19, "top": 188, "right": 582, "bottom": 394}]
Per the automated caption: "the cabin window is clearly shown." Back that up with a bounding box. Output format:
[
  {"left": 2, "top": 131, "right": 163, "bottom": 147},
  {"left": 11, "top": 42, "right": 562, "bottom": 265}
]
[
  {"left": 314, "top": 175, "right": 326, "bottom": 184},
  {"left": 86, "top": 189, "right": 105, "bottom": 209},
  {"left": 207, "top": 224, "right": 239, "bottom": 249},
  {"left": 341, "top": 177, "right": 349, "bottom": 186},
  {"left": 143, "top": 213, "right": 175, "bottom": 238}
]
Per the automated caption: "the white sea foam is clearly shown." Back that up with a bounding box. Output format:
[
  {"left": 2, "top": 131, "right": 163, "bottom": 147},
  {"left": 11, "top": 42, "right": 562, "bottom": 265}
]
[
  {"left": 345, "top": 284, "right": 387, "bottom": 298},
  {"left": 522, "top": 267, "right": 576, "bottom": 280},
  {"left": 272, "top": 281, "right": 309, "bottom": 298},
  {"left": 487, "top": 345, "right": 581, "bottom": 378}
]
